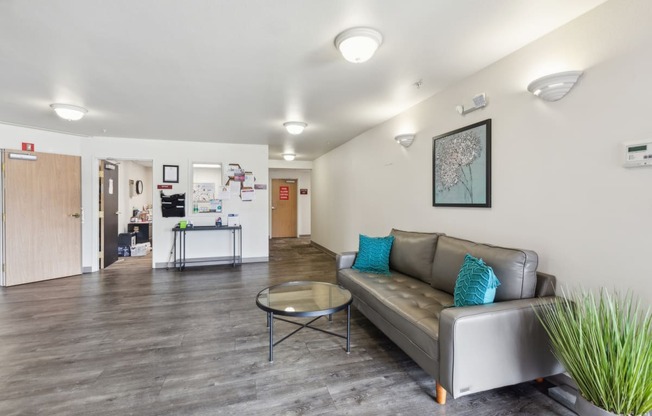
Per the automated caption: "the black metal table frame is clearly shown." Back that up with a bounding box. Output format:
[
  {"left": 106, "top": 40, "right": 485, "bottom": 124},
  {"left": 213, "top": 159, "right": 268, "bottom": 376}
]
[
  {"left": 172, "top": 225, "right": 242, "bottom": 270},
  {"left": 256, "top": 283, "right": 352, "bottom": 363}
]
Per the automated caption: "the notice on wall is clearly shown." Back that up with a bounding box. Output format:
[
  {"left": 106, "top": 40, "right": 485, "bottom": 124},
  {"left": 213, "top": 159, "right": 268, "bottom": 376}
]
[
  {"left": 193, "top": 183, "right": 215, "bottom": 202},
  {"left": 108, "top": 178, "right": 114, "bottom": 195},
  {"left": 211, "top": 199, "right": 222, "bottom": 213},
  {"left": 244, "top": 172, "right": 255, "bottom": 187},
  {"left": 230, "top": 180, "right": 242, "bottom": 195},
  {"left": 241, "top": 188, "right": 255, "bottom": 201},
  {"left": 217, "top": 185, "right": 231, "bottom": 200},
  {"left": 279, "top": 185, "right": 289, "bottom": 200}
]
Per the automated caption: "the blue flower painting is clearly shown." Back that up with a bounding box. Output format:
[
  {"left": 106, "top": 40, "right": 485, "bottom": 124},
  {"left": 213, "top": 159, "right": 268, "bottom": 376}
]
[{"left": 433, "top": 119, "right": 491, "bottom": 207}]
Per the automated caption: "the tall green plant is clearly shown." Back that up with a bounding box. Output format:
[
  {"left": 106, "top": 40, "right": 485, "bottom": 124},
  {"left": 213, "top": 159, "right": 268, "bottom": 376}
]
[{"left": 537, "top": 290, "right": 652, "bottom": 415}]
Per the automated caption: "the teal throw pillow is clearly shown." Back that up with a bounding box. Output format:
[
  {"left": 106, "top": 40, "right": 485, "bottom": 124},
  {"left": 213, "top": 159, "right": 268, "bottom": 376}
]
[
  {"left": 454, "top": 254, "right": 501, "bottom": 307},
  {"left": 352, "top": 234, "right": 395, "bottom": 275}
]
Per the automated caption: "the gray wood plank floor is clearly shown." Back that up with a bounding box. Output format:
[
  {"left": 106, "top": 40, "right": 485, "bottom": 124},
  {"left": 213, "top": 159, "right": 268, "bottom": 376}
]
[{"left": 0, "top": 238, "right": 573, "bottom": 416}]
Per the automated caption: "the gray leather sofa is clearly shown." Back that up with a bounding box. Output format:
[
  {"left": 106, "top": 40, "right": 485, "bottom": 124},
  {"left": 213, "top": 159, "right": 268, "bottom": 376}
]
[{"left": 336, "top": 229, "right": 562, "bottom": 404}]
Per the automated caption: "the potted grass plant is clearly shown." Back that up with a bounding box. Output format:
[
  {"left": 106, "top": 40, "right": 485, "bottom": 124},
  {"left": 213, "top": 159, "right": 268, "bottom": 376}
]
[{"left": 537, "top": 289, "right": 652, "bottom": 416}]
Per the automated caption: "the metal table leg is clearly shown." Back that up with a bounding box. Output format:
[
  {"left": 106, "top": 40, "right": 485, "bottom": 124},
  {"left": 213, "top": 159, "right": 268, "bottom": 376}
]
[
  {"left": 268, "top": 311, "right": 274, "bottom": 362},
  {"left": 181, "top": 229, "right": 186, "bottom": 270},
  {"left": 173, "top": 230, "right": 178, "bottom": 270},
  {"left": 346, "top": 305, "right": 351, "bottom": 353}
]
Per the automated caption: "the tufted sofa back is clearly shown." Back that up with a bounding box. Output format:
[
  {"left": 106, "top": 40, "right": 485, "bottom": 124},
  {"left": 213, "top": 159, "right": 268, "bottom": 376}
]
[
  {"left": 389, "top": 229, "right": 443, "bottom": 285},
  {"left": 430, "top": 236, "right": 539, "bottom": 301}
]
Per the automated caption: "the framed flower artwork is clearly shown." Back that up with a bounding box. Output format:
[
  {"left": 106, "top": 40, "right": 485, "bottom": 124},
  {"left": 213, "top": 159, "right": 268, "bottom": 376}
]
[{"left": 433, "top": 119, "right": 491, "bottom": 207}]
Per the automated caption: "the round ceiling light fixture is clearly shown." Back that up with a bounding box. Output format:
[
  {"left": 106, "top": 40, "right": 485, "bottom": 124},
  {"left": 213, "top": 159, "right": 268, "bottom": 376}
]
[
  {"left": 334, "top": 27, "right": 383, "bottom": 63},
  {"left": 283, "top": 121, "right": 307, "bottom": 135},
  {"left": 282, "top": 153, "right": 296, "bottom": 161},
  {"left": 50, "top": 103, "right": 88, "bottom": 121}
]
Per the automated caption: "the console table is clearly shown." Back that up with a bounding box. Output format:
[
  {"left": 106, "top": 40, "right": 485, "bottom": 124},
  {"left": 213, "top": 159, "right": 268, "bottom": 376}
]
[{"left": 172, "top": 225, "right": 242, "bottom": 270}]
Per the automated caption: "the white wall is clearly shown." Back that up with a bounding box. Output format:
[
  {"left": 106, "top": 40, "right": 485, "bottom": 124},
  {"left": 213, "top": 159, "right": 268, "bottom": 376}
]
[
  {"left": 82, "top": 137, "right": 269, "bottom": 270},
  {"left": 269, "top": 168, "right": 312, "bottom": 236},
  {"left": 0, "top": 125, "right": 268, "bottom": 274},
  {"left": 312, "top": 0, "right": 652, "bottom": 304},
  {"left": 269, "top": 160, "right": 313, "bottom": 170}
]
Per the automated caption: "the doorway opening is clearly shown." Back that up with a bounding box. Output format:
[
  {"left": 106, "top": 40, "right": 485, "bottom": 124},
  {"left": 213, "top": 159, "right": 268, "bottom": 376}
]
[
  {"left": 269, "top": 168, "right": 311, "bottom": 240},
  {"left": 271, "top": 178, "right": 297, "bottom": 238},
  {"left": 98, "top": 159, "right": 154, "bottom": 270}
]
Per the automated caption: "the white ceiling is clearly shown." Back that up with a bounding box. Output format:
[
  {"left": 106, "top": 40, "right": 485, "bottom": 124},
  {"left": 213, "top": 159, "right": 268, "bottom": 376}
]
[{"left": 0, "top": 0, "right": 607, "bottom": 161}]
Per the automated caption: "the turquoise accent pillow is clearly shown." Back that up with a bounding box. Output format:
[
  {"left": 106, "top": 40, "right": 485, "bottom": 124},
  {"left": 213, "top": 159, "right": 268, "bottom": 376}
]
[
  {"left": 352, "top": 234, "right": 395, "bottom": 275},
  {"left": 454, "top": 254, "right": 501, "bottom": 307}
]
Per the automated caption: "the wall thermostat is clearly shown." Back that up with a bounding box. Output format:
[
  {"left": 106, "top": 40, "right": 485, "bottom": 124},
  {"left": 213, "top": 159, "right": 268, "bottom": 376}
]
[{"left": 623, "top": 140, "right": 652, "bottom": 167}]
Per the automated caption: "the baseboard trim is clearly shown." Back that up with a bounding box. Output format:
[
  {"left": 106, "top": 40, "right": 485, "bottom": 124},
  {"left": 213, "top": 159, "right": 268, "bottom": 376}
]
[
  {"left": 154, "top": 256, "right": 268, "bottom": 269},
  {"left": 82, "top": 267, "right": 93, "bottom": 274},
  {"left": 311, "top": 241, "right": 336, "bottom": 258}
]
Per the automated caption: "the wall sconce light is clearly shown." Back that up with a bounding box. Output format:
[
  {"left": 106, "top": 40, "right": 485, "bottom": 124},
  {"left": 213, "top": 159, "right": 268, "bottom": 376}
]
[
  {"left": 50, "top": 103, "right": 88, "bottom": 121},
  {"left": 282, "top": 153, "right": 296, "bottom": 161},
  {"left": 527, "top": 71, "right": 583, "bottom": 101},
  {"left": 283, "top": 121, "right": 307, "bottom": 135},
  {"left": 456, "top": 93, "right": 487, "bottom": 116},
  {"left": 395, "top": 134, "right": 415, "bottom": 148},
  {"left": 334, "top": 27, "right": 383, "bottom": 63}
]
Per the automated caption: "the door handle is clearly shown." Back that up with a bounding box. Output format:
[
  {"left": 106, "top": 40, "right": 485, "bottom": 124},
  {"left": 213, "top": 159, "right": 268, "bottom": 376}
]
[
  {"left": 69, "top": 213, "right": 81, "bottom": 218},
  {"left": 115, "top": 211, "right": 121, "bottom": 215},
  {"left": 271, "top": 206, "right": 276, "bottom": 210}
]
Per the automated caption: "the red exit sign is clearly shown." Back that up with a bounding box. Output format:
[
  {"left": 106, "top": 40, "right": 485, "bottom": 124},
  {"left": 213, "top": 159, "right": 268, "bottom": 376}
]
[{"left": 22, "top": 142, "right": 35, "bottom": 151}]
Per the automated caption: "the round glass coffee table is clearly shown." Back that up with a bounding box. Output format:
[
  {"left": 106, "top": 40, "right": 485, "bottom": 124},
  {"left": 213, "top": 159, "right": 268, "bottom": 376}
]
[{"left": 256, "top": 281, "right": 352, "bottom": 362}]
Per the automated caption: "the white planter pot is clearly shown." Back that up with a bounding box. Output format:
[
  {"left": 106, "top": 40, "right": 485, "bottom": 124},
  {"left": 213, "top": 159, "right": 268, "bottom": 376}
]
[{"left": 575, "top": 394, "right": 619, "bottom": 416}]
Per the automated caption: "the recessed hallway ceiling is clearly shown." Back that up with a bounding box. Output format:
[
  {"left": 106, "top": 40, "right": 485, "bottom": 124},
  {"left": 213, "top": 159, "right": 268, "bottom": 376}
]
[{"left": 0, "top": 0, "right": 607, "bottom": 160}]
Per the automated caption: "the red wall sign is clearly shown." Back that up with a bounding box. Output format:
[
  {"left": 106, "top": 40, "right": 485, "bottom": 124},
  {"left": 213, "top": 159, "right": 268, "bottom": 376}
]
[
  {"left": 279, "top": 186, "right": 290, "bottom": 200},
  {"left": 157, "top": 184, "right": 173, "bottom": 189},
  {"left": 22, "top": 142, "right": 35, "bottom": 151}
]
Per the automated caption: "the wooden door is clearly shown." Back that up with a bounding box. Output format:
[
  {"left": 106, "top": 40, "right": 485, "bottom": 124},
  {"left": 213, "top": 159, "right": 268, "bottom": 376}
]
[
  {"left": 102, "top": 161, "right": 119, "bottom": 267},
  {"left": 271, "top": 179, "right": 297, "bottom": 238},
  {"left": 2, "top": 150, "right": 81, "bottom": 286}
]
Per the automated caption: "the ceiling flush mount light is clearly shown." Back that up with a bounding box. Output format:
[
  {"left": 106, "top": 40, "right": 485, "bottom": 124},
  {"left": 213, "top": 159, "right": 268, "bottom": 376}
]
[
  {"left": 334, "top": 27, "right": 383, "bottom": 63},
  {"left": 283, "top": 121, "right": 307, "bottom": 135},
  {"left": 527, "top": 71, "right": 583, "bottom": 102},
  {"left": 395, "top": 134, "right": 415, "bottom": 148},
  {"left": 50, "top": 103, "right": 88, "bottom": 121},
  {"left": 282, "top": 153, "right": 296, "bottom": 161},
  {"left": 456, "top": 93, "right": 487, "bottom": 116}
]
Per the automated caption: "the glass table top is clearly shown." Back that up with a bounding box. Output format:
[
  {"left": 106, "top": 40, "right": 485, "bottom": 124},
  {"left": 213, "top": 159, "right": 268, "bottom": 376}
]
[{"left": 256, "top": 281, "right": 352, "bottom": 317}]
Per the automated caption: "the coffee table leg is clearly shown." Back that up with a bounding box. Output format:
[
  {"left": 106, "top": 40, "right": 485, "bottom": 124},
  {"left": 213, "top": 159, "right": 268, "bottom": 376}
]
[
  {"left": 268, "top": 312, "right": 274, "bottom": 363},
  {"left": 346, "top": 305, "right": 351, "bottom": 353}
]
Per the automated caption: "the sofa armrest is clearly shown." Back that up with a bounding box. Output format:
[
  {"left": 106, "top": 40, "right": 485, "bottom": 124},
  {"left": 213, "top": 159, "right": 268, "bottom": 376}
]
[
  {"left": 438, "top": 297, "right": 563, "bottom": 399},
  {"left": 336, "top": 251, "right": 357, "bottom": 270},
  {"left": 535, "top": 271, "right": 556, "bottom": 297}
]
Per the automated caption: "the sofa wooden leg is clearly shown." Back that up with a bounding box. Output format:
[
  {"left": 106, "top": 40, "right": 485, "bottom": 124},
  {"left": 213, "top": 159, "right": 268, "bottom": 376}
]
[
  {"left": 535, "top": 378, "right": 544, "bottom": 383},
  {"left": 435, "top": 382, "right": 447, "bottom": 405}
]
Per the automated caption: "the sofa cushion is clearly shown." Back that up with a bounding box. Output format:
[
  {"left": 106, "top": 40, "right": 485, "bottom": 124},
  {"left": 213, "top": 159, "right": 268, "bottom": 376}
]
[
  {"left": 454, "top": 254, "right": 501, "bottom": 306},
  {"left": 352, "top": 234, "right": 394, "bottom": 275},
  {"left": 338, "top": 268, "right": 453, "bottom": 359},
  {"left": 431, "top": 236, "right": 538, "bottom": 301},
  {"left": 389, "top": 229, "right": 442, "bottom": 284}
]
